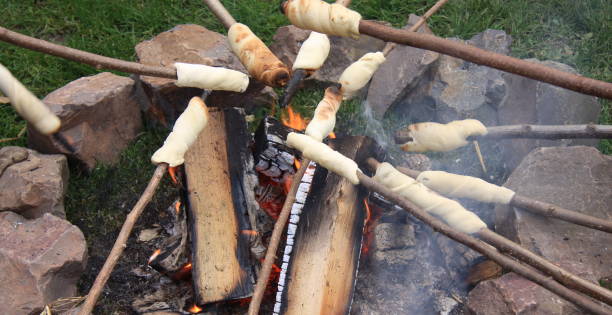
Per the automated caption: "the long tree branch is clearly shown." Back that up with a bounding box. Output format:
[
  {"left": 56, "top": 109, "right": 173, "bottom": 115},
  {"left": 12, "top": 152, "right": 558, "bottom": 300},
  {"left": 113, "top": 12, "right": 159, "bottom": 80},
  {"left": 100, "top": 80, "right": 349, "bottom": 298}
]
[
  {"left": 78, "top": 164, "right": 168, "bottom": 315},
  {"left": 248, "top": 159, "right": 311, "bottom": 315},
  {"left": 0, "top": 26, "right": 177, "bottom": 79},
  {"left": 356, "top": 171, "right": 612, "bottom": 314},
  {"left": 358, "top": 21, "right": 612, "bottom": 99}
]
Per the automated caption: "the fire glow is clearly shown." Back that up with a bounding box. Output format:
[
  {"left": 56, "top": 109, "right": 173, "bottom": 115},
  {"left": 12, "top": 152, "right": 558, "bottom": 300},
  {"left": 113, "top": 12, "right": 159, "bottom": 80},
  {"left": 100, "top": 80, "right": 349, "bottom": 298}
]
[
  {"left": 147, "top": 249, "right": 161, "bottom": 264},
  {"left": 188, "top": 304, "right": 203, "bottom": 313},
  {"left": 282, "top": 106, "right": 307, "bottom": 131},
  {"left": 168, "top": 166, "right": 179, "bottom": 184}
]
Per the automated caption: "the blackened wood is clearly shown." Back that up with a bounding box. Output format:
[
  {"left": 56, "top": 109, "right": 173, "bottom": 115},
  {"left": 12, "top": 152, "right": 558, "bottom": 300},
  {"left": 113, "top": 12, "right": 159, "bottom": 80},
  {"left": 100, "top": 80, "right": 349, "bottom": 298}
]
[
  {"left": 281, "top": 136, "right": 381, "bottom": 315},
  {"left": 184, "top": 108, "right": 256, "bottom": 305}
]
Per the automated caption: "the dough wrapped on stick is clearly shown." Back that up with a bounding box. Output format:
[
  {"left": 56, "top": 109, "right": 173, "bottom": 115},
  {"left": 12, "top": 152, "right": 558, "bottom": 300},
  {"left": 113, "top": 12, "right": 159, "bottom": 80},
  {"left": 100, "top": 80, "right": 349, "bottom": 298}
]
[
  {"left": 281, "top": 0, "right": 362, "bottom": 39},
  {"left": 228, "top": 23, "right": 290, "bottom": 87},
  {"left": 151, "top": 97, "right": 209, "bottom": 167},
  {"left": 304, "top": 86, "right": 343, "bottom": 141},
  {"left": 0, "top": 64, "right": 60, "bottom": 135},
  {"left": 175, "top": 63, "right": 249, "bottom": 92},
  {"left": 338, "top": 52, "right": 385, "bottom": 99},
  {"left": 279, "top": 31, "right": 331, "bottom": 108},
  {"left": 373, "top": 162, "right": 487, "bottom": 234},
  {"left": 417, "top": 171, "right": 515, "bottom": 204},
  {"left": 398, "top": 119, "right": 487, "bottom": 152},
  {"left": 286, "top": 132, "right": 361, "bottom": 184}
]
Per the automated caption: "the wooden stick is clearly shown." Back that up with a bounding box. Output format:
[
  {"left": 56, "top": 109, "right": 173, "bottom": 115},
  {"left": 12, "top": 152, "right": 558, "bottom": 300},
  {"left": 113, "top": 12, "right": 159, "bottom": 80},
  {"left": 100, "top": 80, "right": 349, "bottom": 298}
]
[
  {"left": 476, "top": 124, "right": 612, "bottom": 140},
  {"left": 202, "top": 0, "right": 237, "bottom": 29},
  {"left": 392, "top": 163, "right": 612, "bottom": 234},
  {"left": 358, "top": 21, "right": 612, "bottom": 99},
  {"left": 356, "top": 171, "right": 612, "bottom": 315},
  {"left": 395, "top": 124, "right": 612, "bottom": 144},
  {"left": 0, "top": 26, "right": 176, "bottom": 79},
  {"left": 78, "top": 163, "right": 168, "bottom": 315},
  {"left": 383, "top": 0, "right": 450, "bottom": 56},
  {"left": 248, "top": 159, "right": 311, "bottom": 315},
  {"left": 478, "top": 228, "right": 612, "bottom": 305}
]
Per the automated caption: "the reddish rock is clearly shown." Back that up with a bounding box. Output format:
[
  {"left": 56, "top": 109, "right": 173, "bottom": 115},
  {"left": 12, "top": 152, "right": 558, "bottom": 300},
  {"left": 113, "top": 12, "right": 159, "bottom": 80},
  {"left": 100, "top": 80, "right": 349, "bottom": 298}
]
[
  {"left": 0, "top": 147, "right": 68, "bottom": 219},
  {"left": 466, "top": 272, "right": 581, "bottom": 314},
  {"left": 135, "top": 24, "right": 276, "bottom": 121},
  {"left": 0, "top": 212, "right": 87, "bottom": 315},
  {"left": 28, "top": 72, "right": 142, "bottom": 170}
]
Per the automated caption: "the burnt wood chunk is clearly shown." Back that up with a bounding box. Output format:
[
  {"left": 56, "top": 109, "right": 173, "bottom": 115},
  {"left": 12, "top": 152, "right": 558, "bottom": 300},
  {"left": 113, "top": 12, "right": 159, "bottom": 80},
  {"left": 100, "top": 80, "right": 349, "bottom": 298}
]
[
  {"left": 277, "top": 136, "right": 381, "bottom": 315},
  {"left": 184, "top": 107, "right": 257, "bottom": 305},
  {"left": 253, "top": 116, "right": 297, "bottom": 182}
]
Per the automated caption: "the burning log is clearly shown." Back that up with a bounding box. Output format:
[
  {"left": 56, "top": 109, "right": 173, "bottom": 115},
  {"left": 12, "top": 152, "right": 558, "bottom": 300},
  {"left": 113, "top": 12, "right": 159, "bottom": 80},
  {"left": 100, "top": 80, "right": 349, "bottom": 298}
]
[
  {"left": 253, "top": 116, "right": 297, "bottom": 183},
  {"left": 275, "top": 136, "right": 381, "bottom": 315},
  {"left": 183, "top": 107, "right": 258, "bottom": 305}
]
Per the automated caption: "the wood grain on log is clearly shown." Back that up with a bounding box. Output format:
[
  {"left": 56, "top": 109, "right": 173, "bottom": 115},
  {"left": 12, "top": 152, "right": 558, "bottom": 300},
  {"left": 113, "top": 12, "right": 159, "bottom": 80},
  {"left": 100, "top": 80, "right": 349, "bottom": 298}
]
[{"left": 184, "top": 108, "right": 255, "bottom": 305}]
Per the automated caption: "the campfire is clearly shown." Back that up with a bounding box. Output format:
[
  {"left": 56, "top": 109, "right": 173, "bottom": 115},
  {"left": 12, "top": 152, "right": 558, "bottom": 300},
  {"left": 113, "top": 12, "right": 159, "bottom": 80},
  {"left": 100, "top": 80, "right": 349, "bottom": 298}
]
[{"left": 0, "top": 0, "right": 611, "bottom": 315}]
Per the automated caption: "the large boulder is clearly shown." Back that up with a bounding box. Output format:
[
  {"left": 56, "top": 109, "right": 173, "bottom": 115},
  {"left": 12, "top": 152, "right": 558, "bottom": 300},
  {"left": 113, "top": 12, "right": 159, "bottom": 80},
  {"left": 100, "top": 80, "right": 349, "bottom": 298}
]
[
  {"left": 270, "top": 25, "right": 386, "bottom": 86},
  {"left": 0, "top": 147, "right": 68, "bottom": 219},
  {"left": 28, "top": 72, "right": 142, "bottom": 170},
  {"left": 474, "top": 146, "right": 612, "bottom": 314},
  {"left": 135, "top": 24, "right": 276, "bottom": 120},
  {"left": 497, "top": 60, "right": 601, "bottom": 169},
  {"left": 366, "top": 14, "right": 440, "bottom": 119},
  {"left": 0, "top": 212, "right": 87, "bottom": 315}
]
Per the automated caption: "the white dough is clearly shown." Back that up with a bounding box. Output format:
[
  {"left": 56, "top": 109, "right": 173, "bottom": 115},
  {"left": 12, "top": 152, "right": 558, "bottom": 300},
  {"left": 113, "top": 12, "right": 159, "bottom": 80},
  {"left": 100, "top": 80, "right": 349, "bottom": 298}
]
[
  {"left": 417, "top": 171, "right": 516, "bottom": 204},
  {"left": 151, "top": 97, "right": 209, "bottom": 167},
  {"left": 304, "top": 87, "right": 342, "bottom": 141},
  {"left": 373, "top": 162, "right": 486, "bottom": 234},
  {"left": 284, "top": 0, "right": 362, "bottom": 38},
  {"left": 0, "top": 64, "right": 60, "bottom": 135},
  {"left": 400, "top": 119, "right": 488, "bottom": 152},
  {"left": 293, "top": 31, "right": 331, "bottom": 71},
  {"left": 338, "top": 52, "right": 386, "bottom": 100},
  {"left": 286, "top": 132, "right": 361, "bottom": 184},
  {"left": 175, "top": 62, "right": 249, "bottom": 92}
]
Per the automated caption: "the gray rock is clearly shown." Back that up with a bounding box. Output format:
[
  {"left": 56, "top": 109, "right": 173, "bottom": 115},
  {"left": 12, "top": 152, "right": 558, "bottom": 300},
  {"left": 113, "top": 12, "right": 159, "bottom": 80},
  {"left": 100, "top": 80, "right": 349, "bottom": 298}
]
[
  {"left": 135, "top": 24, "right": 276, "bottom": 120},
  {"left": 270, "top": 25, "right": 386, "bottom": 85},
  {"left": 0, "top": 212, "right": 87, "bottom": 315},
  {"left": 0, "top": 147, "right": 68, "bottom": 219},
  {"left": 28, "top": 72, "right": 142, "bottom": 170},
  {"left": 498, "top": 60, "right": 601, "bottom": 169},
  {"left": 491, "top": 146, "right": 611, "bottom": 313},
  {"left": 466, "top": 272, "right": 581, "bottom": 315},
  {"left": 374, "top": 222, "right": 416, "bottom": 250},
  {"left": 366, "top": 14, "right": 440, "bottom": 119}
]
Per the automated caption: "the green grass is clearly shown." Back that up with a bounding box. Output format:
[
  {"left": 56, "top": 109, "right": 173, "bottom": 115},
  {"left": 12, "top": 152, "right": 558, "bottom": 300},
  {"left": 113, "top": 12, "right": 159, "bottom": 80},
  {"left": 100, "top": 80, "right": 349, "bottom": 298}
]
[{"left": 0, "top": 0, "right": 610, "bottom": 313}]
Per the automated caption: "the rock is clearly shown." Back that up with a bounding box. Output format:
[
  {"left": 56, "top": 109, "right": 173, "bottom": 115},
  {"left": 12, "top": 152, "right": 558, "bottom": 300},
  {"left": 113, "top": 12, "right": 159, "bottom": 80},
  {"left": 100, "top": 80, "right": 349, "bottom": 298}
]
[
  {"left": 498, "top": 60, "right": 601, "bottom": 169},
  {"left": 270, "top": 25, "right": 386, "bottom": 86},
  {"left": 0, "top": 212, "right": 87, "bottom": 315},
  {"left": 135, "top": 24, "right": 276, "bottom": 121},
  {"left": 374, "top": 222, "right": 416, "bottom": 250},
  {"left": 490, "top": 146, "right": 612, "bottom": 314},
  {"left": 28, "top": 72, "right": 142, "bottom": 170},
  {"left": 0, "top": 147, "right": 68, "bottom": 219},
  {"left": 466, "top": 272, "right": 581, "bottom": 315},
  {"left": 366, "top": 14, "right": 440, "bottom": 119},
  {"left": 0, "top": 146, "right": 28, "bottom": 177}
]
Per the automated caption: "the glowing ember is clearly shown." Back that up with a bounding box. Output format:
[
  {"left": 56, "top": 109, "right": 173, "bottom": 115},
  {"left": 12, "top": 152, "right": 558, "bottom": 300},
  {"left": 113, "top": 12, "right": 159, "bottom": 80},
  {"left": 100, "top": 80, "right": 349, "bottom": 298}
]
[
  {"left": 147, "top": 249, "right": 161, "bottom": 264},
  {"left": 329, "top": 132, "right": 336, "bottom": 139},
  {"left": 282, "top": 106, "right": 307, "bottom": 131},
  {"left": 168, "top": 166, "right": 179, "bottom": 184},
  {"left": 174, "top": 201, "right": 181, "bottom": 214},
  {"left": 182, "top": 262, "right": 193, "bottom": 271},
  {"left": 188, "top": 304, "right": 203, "bottom": 313}
]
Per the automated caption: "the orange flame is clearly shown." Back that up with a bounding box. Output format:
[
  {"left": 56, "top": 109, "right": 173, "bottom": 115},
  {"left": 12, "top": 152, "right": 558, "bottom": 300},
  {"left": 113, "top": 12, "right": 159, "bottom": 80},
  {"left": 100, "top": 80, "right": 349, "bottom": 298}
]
[
  {"left": 188, "top": 304, "right": 203, "bottom": 313},
  {"left": 363, "top": 198, "right": 371, "bottom": 224},
  {"left": 241, "top": 230, "right": 258, "bottom": 236},
  {"left": 294, "top": 158, "right": 302, "bottom": 170},
  {"left": 174, "top": 201, "right": 181, "bottom": 214},
  {"left": 168, "top": 167, "right": 178, "bottom": 184},
  {"left": 329, "top": 132, "right": 336, "bottom": 139},
  {"left": 148, "top": 249, "right": 161, "bottom": 264},
  {"left": 282, "top": 106, "right": 307, "bottom": 131}
]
